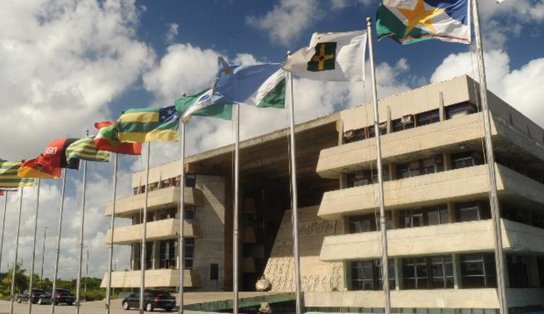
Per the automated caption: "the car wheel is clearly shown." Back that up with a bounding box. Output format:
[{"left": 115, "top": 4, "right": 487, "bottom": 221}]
[
  {"left": 122, "top": 301, "right": 130, "bottom": 310},
  {"left": 145, "top": 302, "right": 154, "bottom": 312},
  {"left": 164, "top": 307, "right": 172, "bottom": 312}
]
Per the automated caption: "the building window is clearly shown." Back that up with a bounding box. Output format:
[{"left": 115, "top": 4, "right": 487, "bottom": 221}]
[
  {"left": 184, "top": 238, "right": 195, "bottom": 269},
  {"left": 145, "top": 241, "right": 153, "bottom": 270},
  {"left": 507, "top": 255, "right": 530, "bottom": 288},
  {"left": 186, "top": 174, "right": 196, "bottom": 187},
  {"left": 159, "top": 239, "right": 177, "bottom": 269},
  {"left": 184, "top": 206, "right": 195, "bottom": 220},
  {"left": 210, "top": 263, "right": 219, "bottom": 280},
  {"left": 451, "top": 151, "right": 483, "bottom": 169},
  {"left": 460, "top": 253, "right": 496, "bottom": 288},
  {"left": 350, "top": 259, "right": 395, "bottom": 291},
  {"left": 446, "top": 102, "right": 477, "bottom": 119},
  {"left": 347, "top": 168, "right": 389, "bottom": 188},
  {"left": 397, "top": 155, "right": 443, "bottom": 179},
  {"left": 455, "top": 202, "right": 490, "bottom": 222},
  {"left": 416, "top": 109, "right": 440, "bottom": 126},
  {"left": 343, "top": 128, "right": 365, "bottom": 143},
  {"left": 399, "top": 205, "right": 449, "bottom": 228},
  {"left": 349, "top": 212, "right": 392, "bottom": 233},
  {"left": 403, "top": 255, "right": 453, "bottom": 289}
]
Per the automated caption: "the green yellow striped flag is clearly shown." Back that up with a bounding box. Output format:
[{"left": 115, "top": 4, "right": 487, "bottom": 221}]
[
  {"left": 117, "top": 105, "right": 180, "bottom": 143},
  {"left": 65, "top": 137, "right": 110, "bottom": 162},
  {"left": 0, "top": 161, "right": 35, "bottom": 188}
]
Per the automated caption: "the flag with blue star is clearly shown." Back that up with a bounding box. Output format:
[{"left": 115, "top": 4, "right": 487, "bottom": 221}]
[
  {"left": 376, "top": 0, "right": 471, "bottom": 44},
  {"left": 117, "top": 105, "right": 180, "bottom": 143}
]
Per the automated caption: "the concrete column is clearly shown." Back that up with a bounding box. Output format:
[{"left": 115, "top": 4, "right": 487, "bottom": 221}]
[
  {"left": 447, "top": 202, "right": 456, "bottom": 223},
  {"left": 386, "top": 106, "right": 392, "bottom": 134},
  {"left": 528, "top": 256, "right": 540, "bottom": 287},
  {"left": 336, "top": 120, "right": 344, "bottom": 145},
  {"left": 339, "top": 173, "right": 347, "bottom": 189},
  {"left": 443, "top": 152, "right": 451, "bottom": 171},
  {"left": 153, "top": 240, "right": 159, "bottom": 270},
  {"left": 439, "top": 92, "right": 446, "bottom": 121},
  {"left": 392, "top": 210, "right": 400, "bottom": 229},
  {"left": 453, "top": 254, "right": 461, "bottom": 289},
  {"left": 389, "top": 164, "right": 397, "bottom": 180},
  {"left": 394, "top": 258, "right": 402, "bottom": 290}
]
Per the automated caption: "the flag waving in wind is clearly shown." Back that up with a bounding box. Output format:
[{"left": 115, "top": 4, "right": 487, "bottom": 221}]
[
  {"left": 176, "top": 89, "right": 233, "bottom": 123},
  {"left": 66, "top": 136, "right": 111, "bottom": 162},
  {"left": 17, "top": 138, "right": 80, "bottom": 179},
  {"left": 117, "top": 105, "right": 180, "bottom": 143},
  {"left": 214, "top": 58, "right": 286, "bottom": 109},
  {"left": 376, "top": 0, "right": 471, "bottom": 44},
  {"left": 94, "top": 122, "right": 142, "bottom": 155},
  {"left": 0, "top": 161, "right": 35, "bottom": 188},
  {"left": 283, "top": 30, "right": 367, "bottom": 81}
]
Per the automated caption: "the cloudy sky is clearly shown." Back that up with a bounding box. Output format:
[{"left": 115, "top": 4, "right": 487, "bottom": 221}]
[{"left": 0, "top": 0, "right": 543, "bottom": 280}]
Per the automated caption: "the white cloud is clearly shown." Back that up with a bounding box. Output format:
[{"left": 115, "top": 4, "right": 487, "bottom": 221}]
[
  {"left": 165, "top": 23, "right": 179, "bottom": 43},
  {"left": 0, "top": 0, "right": 155, "bottom": 279},
  {"left": 430, "top": 49, "right": 544, "bottom": 128},
  {"left": 246, "top": 0, "right": 323, "bottom": 46}
]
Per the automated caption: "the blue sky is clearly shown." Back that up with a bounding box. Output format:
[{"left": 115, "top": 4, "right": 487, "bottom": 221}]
[{"left": 0, "top": 0, "right": 543, "bottom": 279}]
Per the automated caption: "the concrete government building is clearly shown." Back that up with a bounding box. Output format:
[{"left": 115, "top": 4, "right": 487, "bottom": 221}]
[{"left": 101, "top": 75, "right": 544, "bottom": 312}]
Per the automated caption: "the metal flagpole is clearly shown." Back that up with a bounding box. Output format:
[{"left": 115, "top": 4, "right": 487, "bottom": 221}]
[
  {"left": 41, "top": 227, "right": 48, "bottom": 282},
  {"left": 286, "top": 69, "right": 302, "bottom": 314},
  {"left": 0, "top": 191, "right": 9, "bottom": 273},
  {"left": 139, "top": 143, "right": 151, "bottom": 314},
  {"left": 233, "top": 104, "right": 240, "bottom": 314},
  {"left": 106, "top": 153, "right": 118, "bottom": 314},
  {"left": 51, "top": 170, "right": 68, "bottom": 314},
  {"left": 178, "top": 122, "right": 186, "bottom": 314},
  {"left": 472, "top": 0, "right": 507, "bottom": 312},
  {"left": 75, "top": 160, "right": 88, "bottom": 314},
  {"left": 367, "top": 17, "right": 391, "bottom": 314},
  {"left": 9, "top": 187, "right": 24, "bottom": 314},
  {"left": 28, "top": 179, "right": 42, "bottom": 314}
]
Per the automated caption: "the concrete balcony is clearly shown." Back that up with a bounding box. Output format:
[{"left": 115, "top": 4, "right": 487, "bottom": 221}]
[
  {"left": 317, "top": 113, "right": 487, "bottom": 179},
  {"left": 320, "top": 219, "right": 544, "bottom": 261},
  {"left": 100, "top": 268, "right": 199, "bottom": 288},
  {"left": 104, "top": 218, "right": 198, "bottom": 245},
  {"left": 318, "top": 164, "right": 544, "bottom": 220},
  {"left": 305, "top": 288, "right": 544, "bottom": 309},
  {"left": 105, "top": 186, "right": 200, "bottom": 217}
]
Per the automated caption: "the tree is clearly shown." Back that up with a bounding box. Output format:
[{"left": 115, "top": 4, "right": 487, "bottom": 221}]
[{"left": 1, "top": 263, "right": 28, "bottom": 295}]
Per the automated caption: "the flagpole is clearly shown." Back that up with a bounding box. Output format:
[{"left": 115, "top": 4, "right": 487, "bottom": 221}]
[
  {"left": 28, "top": 179, "right": 41, "bottom": 314},
  {"left": 140, "top": 143, "right": 151, "bottom": 314},
  {"left": 51, "top": 170, "right": 67, "bottom": 314},
  {"left": 106, "top": 153, "right": 118, "bottom": 314},
  {"left": 75, "top": 160, "right": 88, "bottom": 314},
  {"left": 472, "top": 0, "right": 507, "bottom": 312},
  {"left": 286, "top": 68, "right": 302, "bottom": 314},
  {"left": 367, "top": 17, "right": 391, "bottom": 314},
  {"left": 0, "top": 191, "right": 8, "bottom": 273},
  {"left": 178, "top": 121, "right": 186, "bottom": 314},
  {"left": 9, "top": 187, "right": 24, "bottom": 314},
  {"left": 233, "top": 104, "right": 240, "bottom": 314}
]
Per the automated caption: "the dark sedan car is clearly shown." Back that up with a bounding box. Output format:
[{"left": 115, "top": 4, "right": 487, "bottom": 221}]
[
  {"left": 122, "top": 289, "right": 176, "bottom": 312},
  {"left": 16, "top": 289, "right": 49, "bottom": 304},
  {"left": 44, "top": 288, "right": 75, "bottom": 305}
]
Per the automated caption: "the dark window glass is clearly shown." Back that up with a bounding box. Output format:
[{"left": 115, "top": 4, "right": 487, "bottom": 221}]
[
  {"left": 446, "top": 102, "right": 477, "bottom": 119},
  {"left": 185, "top": 174, "right": 196, "bottom": 187},
  {"left": 184, "top": 238, "right": 195, "bottom": 269},
  {"left": 403, "top": 256, "right": 453, "bottom": 289},
  {"left": 210, "top": 263, "right": 219, "bottom": 280},
  {"left": 145, "top": 241, "right": 153, "bottom": 270},
  {"left": 159, "top": 239, "right": 177, "bottom": 269},
  {"left": 349, "top": 214, "right": 376, "bottom": 233},
  {"left": 350, "top": 259, "right": 395, "bottom": 291},
  {"left": 416, "top": 109, "right": 440, "bottom": 126},
  {"left": 399, "top": 205, "right": 449, "bottom": 228},
  {"left": 460, "top": 253, "right": 496, "bottom": 288},
  {"left": 507, "top": 255, "right": 530, "bottom": 288},
  {"left": 344, "top": 128, "right": 365, "bottom": 143},
  {"left": 455, "top": 202, "right": 490, "bottom": 222},
  {"left": 451, "top": 151, "right": 483, "bottom": 169},
  {"left": 184, "top": 206, "right": 195, "bottom": 220}
]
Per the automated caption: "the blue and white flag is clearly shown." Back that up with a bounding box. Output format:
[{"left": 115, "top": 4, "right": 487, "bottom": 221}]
[{"left": 214, "top": 58, "right": 285, "bottom": 109}]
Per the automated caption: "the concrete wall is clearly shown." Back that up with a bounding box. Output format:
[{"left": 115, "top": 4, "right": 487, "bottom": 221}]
[
  {"left": 262, "top": 206, "right": 345, "bottom": 292},
  {"left": 193, "top": 174, "right": 226, "bottom": 291},
  {"left": 101, "top": 269, "right": 198, "bottom": 288},
  {"left": 104, "top": 219, "right": 196, "bottom": 245}
]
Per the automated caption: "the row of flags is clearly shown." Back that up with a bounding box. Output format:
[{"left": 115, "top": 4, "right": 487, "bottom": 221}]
[{"left": 0, "top": 0, "right": 474, "bottom": 189}]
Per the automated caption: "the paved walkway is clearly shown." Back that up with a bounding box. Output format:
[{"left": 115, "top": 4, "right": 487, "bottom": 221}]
[{"left": 0, "top": 292, "right": 276, "bottom": 314}]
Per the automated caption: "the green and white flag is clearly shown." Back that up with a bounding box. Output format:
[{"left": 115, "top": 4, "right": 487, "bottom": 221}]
[
  {"left": 175, "top": 89, "right": 233, "bottom": 122},
  {"left": 66, "top": 136, "right": 110, "bottom": 162},
  {"left": 246, "top": 68, "right": 286, "bottom": 109},
  {"left": 283, "top": 30, "right": 367, "bottom": 81}
]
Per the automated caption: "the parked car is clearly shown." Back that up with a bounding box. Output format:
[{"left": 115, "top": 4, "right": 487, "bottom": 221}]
[
  {"left": 122, "top": 289, "right": 176, "bottom": 312},
  {"left": 44, "top": 288, "right": 75, "bottom": 305},
  {"left": 16, "top": 289, "right": 49, "bottom": 304}
]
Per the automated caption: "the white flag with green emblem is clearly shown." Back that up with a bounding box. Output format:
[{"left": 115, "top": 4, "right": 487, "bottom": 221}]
[{"left": 283, "top": 30, "right": 367, "bottom": 81}]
